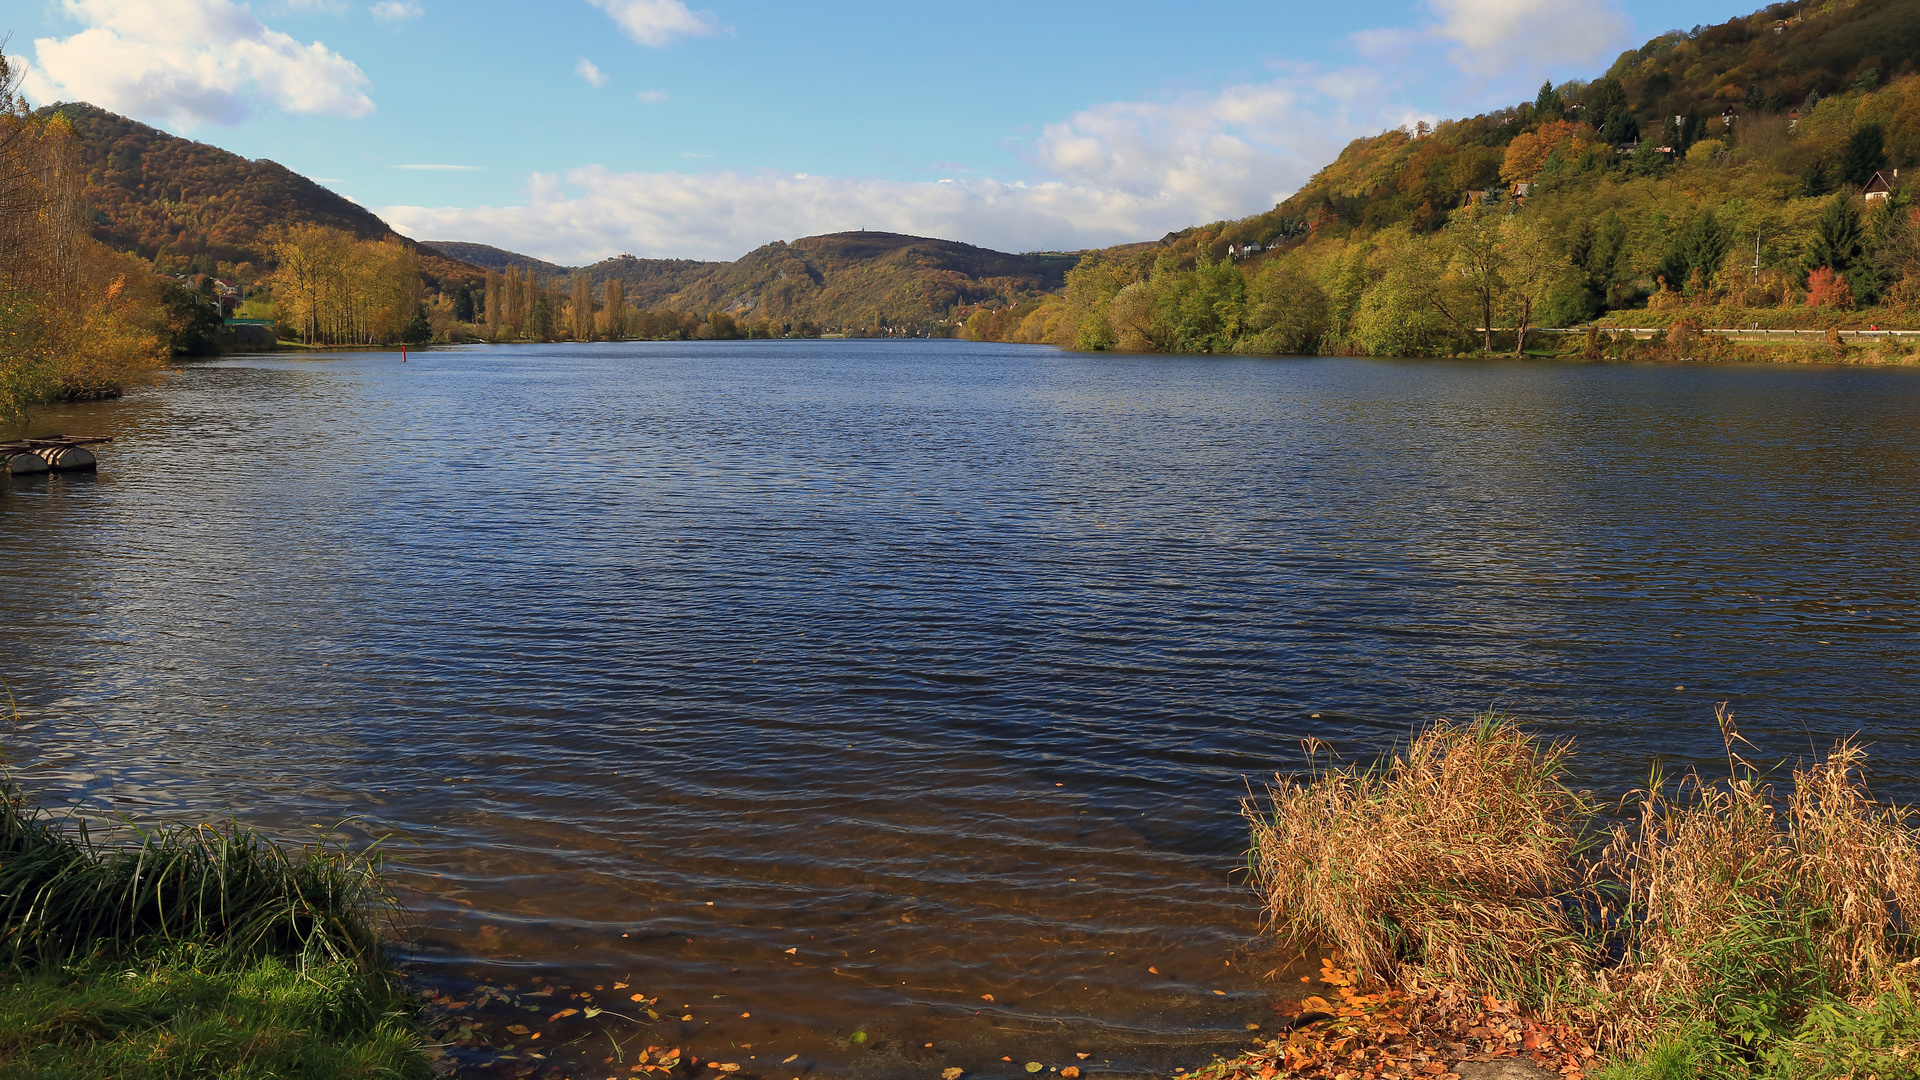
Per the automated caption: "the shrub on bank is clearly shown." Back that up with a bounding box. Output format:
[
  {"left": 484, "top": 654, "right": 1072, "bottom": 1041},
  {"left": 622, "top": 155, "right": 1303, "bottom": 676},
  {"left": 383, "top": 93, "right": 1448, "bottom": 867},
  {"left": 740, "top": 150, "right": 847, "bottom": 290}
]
[{"left": 1244, "top": 713, "right": 1920, "bottom": 1077}]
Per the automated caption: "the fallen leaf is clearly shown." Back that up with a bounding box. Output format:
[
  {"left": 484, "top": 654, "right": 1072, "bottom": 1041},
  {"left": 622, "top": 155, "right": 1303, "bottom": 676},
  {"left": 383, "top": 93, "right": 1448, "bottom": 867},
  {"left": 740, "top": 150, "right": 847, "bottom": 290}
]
[
  {"left": 851, "top": 1032, "right": 868, "bottom": 1044},
  {"left": 783, "top": 1055, "right": 799, "bottom": 1064},
  {"left": 1025, "top": 1063, "right": 1044, "bottom": 1074},
  {"left": 584, "top": 1007, "right": 604, "bottom": 1018},
  {"left": 632, "top": 994, "right": 647, "bottom": 1002},
  {"left": 682, "top": 1015, "right": 694, "bottom": 1021},
  {"left": 741, "top": 1012, "right": 751, "bottom": 1018},
  {"left": 712, "top": 1064, "right": 741, "bottom": 1073},
  {"left": 614, "top": 982, "right": 629, "bottom": 989},
  {"left": 1213, "top": 990, "right": 1226, "bottom": 996},
  {"left": 785, "top": 947, "right": 798, "bottom": 954},
  {"left": 1148, "top": 967, "right": 1160, "bottom": 975},
  {"left": 981, "top": 994, "right": 995, "bottom": 1002},
  {"left": 1076, "top": 1054, "right": 1091, "bottom": 1060},
  {"left": 942, "top": 1070, "right": 963, "bottom": 1080},
  {"left": 507, "top": 1024, "right": 531, "bottom": 1035},
  {"left": 1062, "top": 1069, "right": 1081, "bottom": 1079},
  {"left": 551, "top": 1009, "right": 580, "bottom": 1021}
]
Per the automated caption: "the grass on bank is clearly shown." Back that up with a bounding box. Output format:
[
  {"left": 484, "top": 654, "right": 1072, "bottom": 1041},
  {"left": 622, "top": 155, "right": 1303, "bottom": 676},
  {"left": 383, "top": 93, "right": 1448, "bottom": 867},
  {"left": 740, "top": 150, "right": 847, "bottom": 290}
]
[
  {"left": 1244, "top": 711, "right": 1920, "bottom": 1078},
  {"left": 0, "top": 779, "right": 431, "bottom": 1078}
]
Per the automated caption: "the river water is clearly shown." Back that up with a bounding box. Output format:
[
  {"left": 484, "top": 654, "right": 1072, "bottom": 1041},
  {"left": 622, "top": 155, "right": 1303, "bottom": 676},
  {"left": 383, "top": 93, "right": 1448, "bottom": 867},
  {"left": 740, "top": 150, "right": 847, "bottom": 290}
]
[{"left": 5, "top": 341, "right": 1920, "bottom": 1078}]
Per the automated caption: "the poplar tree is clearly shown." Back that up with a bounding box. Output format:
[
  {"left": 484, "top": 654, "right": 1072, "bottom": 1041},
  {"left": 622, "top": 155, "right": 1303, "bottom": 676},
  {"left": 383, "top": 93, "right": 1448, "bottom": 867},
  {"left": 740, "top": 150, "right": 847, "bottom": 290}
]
[
  {"left": 571, "top": 272, "right": 593, "bottom": 340},
  {"left": 603, "top": 278, "right": 627, "bottom": 339}
]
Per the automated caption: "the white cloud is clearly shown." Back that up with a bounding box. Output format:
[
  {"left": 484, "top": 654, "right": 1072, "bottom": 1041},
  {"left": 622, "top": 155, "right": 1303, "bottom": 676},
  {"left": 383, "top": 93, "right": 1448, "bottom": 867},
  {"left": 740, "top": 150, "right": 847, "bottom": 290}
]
[
  {"left": 369, "top": 1, "right": 423, "bottom": 21},
  {"left": 636, "top": 89, "right": 669, "bottom": 104},
  {"left": 378, "top": 69, "right": 1405, "bottom": 265},
  {"left": 575, "top": 58, "right": 608, "bottom": 87},
  {"left": 395, "top": 163, "right": 481, "bottom": 171},
  {"left": 1424, "top": 0, "right": 1629, "bottom": 77},
  {"left": 585, "top": 0, "right": 717, "bottom": 47},
  {"left": 24, "top": 0, "right": 373, "bottom": 126}
]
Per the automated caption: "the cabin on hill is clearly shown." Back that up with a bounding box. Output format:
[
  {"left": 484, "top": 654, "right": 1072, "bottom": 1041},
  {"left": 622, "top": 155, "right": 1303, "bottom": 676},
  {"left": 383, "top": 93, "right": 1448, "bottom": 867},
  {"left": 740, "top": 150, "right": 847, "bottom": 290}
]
[{"left": 1864, "top": 170, "right": 1902, "bottom": 202}]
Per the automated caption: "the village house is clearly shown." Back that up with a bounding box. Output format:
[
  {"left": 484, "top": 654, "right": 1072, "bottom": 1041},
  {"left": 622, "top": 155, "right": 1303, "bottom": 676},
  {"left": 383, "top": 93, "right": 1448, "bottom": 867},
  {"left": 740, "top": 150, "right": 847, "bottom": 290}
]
[{"left": 1864, "top": 170, "right": 1901, "bottom": 202}]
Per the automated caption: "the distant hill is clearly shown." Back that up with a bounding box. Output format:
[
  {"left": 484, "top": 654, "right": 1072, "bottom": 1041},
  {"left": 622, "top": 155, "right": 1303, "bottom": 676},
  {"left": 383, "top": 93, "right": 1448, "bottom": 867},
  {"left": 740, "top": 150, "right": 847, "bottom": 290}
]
[
  {"left": 44, "top": 102, "right": 483, "bottom": 287},
  {"left": 419, "top": 241, "right": 573, "bottom": 280},
  {"left": 430, "top": 231, "right": 1080, "bottom": 331}
]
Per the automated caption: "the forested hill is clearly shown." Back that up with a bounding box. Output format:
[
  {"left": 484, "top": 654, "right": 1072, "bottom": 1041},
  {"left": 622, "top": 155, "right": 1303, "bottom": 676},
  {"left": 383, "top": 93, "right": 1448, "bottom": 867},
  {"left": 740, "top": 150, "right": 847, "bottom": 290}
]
[
  {"left": 43, "top": 102, "right": 482, "bottom": 287},
  {"left": 972, "top": 0, "right": 1920, "bottom": 354},
  {"left": 585, "top": 232, "right": 1079, "bottom": 331},
  {"left": 430, "top": 231, "right": 1079, "bottom": 333},
  {"left": 420, "top": 241, "right": 573, "bottom": 280},
  {"left": 1198, "top": 0, "right": 1920, "bottom": 257}
]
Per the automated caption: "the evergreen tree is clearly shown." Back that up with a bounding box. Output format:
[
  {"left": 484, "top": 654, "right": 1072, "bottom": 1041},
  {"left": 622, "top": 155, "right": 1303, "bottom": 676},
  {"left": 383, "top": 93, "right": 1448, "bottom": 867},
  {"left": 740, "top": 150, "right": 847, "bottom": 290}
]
[
  {"left": 1800, "top": 158, "right": 1834, "bottom": 198},
  {"left": 402, "top": 302, "right": 431, "bottom": 344},
  {"left": 1534, "top": 81, "right": 1564, "bottom": 122},
  {"left": 1806, "top": 193, "right": 1864, "bottom": 276},
  {"left": 1655, "top": 208, "right": 1731, "bottom": 294},
  {"left": 1840, "top": 123, "right": 1886, "bottom": 187},
  {"left": 451, "top": 283, "right": 475, "bottom": 322}
]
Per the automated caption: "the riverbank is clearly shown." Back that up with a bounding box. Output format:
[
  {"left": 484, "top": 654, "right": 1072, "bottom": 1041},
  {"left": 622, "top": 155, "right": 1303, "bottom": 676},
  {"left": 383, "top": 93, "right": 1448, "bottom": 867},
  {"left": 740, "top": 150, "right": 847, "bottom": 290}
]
[
  {"left": 1201, "top": 714, "right": 1920, "bottom": 1080},
  {"left": 0, "top": 776, "right": 436, "bottom": 1077}
]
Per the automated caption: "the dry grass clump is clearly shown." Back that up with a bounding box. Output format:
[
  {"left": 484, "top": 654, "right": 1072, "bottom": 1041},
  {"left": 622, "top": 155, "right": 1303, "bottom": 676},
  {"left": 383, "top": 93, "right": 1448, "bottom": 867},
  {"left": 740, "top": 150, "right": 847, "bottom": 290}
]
[
  {"left": 1244, "top": 707, "right": 1920, "bottom": 1074},
  {"left": 1245, "top": 714, "right": 1600, "bottom": 1000},
  {"left": 1596, "top": 721, "right": 1920, "bottom": 1059}
]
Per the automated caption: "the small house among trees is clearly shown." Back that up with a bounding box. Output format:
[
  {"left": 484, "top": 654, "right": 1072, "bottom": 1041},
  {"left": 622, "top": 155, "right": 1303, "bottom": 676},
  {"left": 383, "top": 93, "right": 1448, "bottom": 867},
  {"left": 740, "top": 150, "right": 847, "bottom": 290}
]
[{"left": 1863, "top": 170, "right": 1901, "bottom": 202}]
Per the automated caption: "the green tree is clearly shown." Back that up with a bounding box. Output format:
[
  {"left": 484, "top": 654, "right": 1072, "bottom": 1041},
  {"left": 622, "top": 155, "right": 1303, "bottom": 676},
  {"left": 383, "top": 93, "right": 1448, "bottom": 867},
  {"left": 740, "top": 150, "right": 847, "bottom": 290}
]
[
  {"left": 1655, "top": 208, "right": 1731, "bottom": 295},
  {"left": 402, "top": 302, "right": 431, "bottom": 344},
  {"left": 1805, "top": 193, "right": 1863, "bottom": 278},
  {"left": 1150, "top": 253, "right": 1247, "bottom": 353},
  {"left": 1442, "top": 206, "right": 1507, "bottom": 352},
  {"left": 1840, "top": 124, "right": 1887, "bottom": 187},
  {"left": 162, "top": 278, "right": 223, "bottom": 356},
  {"left": 1498, "top": 217, "right": 1569, "bottom": 355},
  {"left": 1237, "top": 260, "right": 1329, "bottom": 355},
  {"left": 1800, "top": 159, "right": 1834, "bottom": 198},
  {"left": 1534, "top": 81, "right": 1565, "bottom": 122}
]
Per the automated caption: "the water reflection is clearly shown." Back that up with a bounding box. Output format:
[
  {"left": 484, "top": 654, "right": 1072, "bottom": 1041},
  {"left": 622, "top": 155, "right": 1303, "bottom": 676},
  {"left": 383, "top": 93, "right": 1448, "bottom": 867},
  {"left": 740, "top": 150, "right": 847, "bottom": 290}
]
[{"left": 4, "top": 343, "right": 1920, "bottom": 1076}]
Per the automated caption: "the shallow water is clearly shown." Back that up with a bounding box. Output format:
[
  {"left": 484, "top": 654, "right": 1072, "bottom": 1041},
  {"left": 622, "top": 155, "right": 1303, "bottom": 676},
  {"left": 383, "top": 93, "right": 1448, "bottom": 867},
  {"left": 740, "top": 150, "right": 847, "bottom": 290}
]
[{"left": 5, "top": 341, "right": 1920, "bottom": 1077}]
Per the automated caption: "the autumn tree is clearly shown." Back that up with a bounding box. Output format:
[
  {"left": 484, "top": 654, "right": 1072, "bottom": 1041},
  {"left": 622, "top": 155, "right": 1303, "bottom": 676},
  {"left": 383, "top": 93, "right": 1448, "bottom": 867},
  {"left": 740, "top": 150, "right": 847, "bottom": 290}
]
[
  {"left": 571, "top": 272, "right": 593, "bottom": 341},
  {"left": 603, "top": 278, "right": 627, "bottom": 339}
]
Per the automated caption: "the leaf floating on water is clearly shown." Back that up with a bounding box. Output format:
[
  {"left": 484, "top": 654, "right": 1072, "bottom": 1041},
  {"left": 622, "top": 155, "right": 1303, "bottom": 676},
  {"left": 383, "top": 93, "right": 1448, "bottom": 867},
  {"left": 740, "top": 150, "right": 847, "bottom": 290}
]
[
  {"left": 1062, "top": 1068, "right": 1081, "bottom": 1079},
  {"left": 1075, "top": 1053, "right": 1091, "bottom": 1060},
  {"left": 980, "top": 994, "right": 994, "bottom": 1002},
  {"left": 551, "top": 1009, "right": 580, "bottom": 1021},
  {"left": 506, "top": 1024, "right": 531, "bottom": 1035},
  {"left": 1025, "top": 1062, "right": 1044, "bottom": 1073},
  {"left": 584, "top": 1007, "right": 604, "bottom": 1018},
  {"left": 851, "top": 1032, "right": 868, "bottom": 1044},
  {"left": 712, "top": 1064, "right": 741, "bottom": 1073},
  {"left": 1148, "top": 967, "right": 1160, "bottom": 975},
  {"left": 632, "top": 994, "right": 647, "bottom": 1002},
  {"left": 1212, "top": 990, "right": 1227, "bottom": 996},
  {"left": 942, "top": 1070, "right": 964, "bottom": 1080},
  {"left": 782, "top": 1055, "right": 799, "bottom": 1065},
  {"left": 646, "top": 1009, "right": 661, "bottom": 1020},
  {"left": 614, "top": 982, "right": 629, "bottom": 989},
  {"left": 785, "top": 947, "right": 798, "bottom": 954}
]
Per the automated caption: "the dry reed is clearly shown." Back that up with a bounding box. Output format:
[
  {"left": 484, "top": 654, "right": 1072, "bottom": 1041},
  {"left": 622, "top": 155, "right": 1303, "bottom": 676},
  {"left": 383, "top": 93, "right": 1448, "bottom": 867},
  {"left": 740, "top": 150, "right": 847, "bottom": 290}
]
[
  {"left": 1245, "top": 708, "right": 1920, "bottom": 1068},
  {"left": 1244, "top": 714, "right": 1599, "bottom": 1000}
]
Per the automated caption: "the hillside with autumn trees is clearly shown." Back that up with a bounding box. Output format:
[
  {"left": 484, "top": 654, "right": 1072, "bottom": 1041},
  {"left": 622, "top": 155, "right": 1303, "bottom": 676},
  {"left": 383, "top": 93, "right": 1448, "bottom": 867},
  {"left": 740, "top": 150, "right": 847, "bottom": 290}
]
[{"left": 969, "top": 0, "right": 1920, "bottom": 359}]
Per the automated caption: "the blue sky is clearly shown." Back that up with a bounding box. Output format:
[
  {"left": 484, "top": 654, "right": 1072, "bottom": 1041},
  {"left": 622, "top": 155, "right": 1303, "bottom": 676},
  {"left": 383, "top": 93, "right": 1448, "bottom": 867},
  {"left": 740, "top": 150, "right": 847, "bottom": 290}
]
[{"left": 16, "top": 0, "right": 1745, "bottom": 263}]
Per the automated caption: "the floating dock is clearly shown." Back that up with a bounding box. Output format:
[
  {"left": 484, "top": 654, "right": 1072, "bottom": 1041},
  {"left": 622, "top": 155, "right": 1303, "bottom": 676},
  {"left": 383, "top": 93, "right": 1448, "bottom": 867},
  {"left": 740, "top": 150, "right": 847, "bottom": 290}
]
[{"left": 0, "top": 436, "right": 110, "bottom": 475}]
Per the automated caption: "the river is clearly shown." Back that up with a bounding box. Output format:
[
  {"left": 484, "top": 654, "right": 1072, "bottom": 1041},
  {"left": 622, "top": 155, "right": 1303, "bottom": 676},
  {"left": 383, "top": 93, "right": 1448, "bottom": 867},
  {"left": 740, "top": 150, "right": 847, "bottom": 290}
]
[{"left": 5, "top": 340, "right": 1920, "bottom": 1078}]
